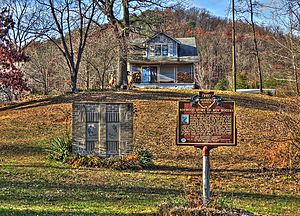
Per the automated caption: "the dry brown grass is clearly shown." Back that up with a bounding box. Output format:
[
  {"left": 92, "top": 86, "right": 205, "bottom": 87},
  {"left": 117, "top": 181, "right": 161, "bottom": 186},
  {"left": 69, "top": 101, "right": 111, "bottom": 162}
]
[{"left": 0, "top": 89, "right": 299, "bottom": 215}]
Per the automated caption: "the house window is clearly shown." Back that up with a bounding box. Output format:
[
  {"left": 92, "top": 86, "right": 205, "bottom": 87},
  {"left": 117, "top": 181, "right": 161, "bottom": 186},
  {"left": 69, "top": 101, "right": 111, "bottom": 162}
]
[
  {"left": 154, "top": 45, "right": 161, "bottom": 56},
  {"left": 176, "top": 64, "right": 194, "bottom": 83},
  {"left": 149, "top": 45, "right": 155, "bottom": 56},
  {"left": 149, "top": 44, "right": 171, "bottom": 57},
  {"left": 160, "top": 64, "right": 175, "bottom": 83},
  {"left": 162, "top": 45, "right": 168, "bottom": 56}
]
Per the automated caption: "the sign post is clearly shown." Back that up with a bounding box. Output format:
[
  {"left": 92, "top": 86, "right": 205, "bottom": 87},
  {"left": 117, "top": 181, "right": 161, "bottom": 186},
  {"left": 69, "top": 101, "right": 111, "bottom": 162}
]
[
  {"left": 177, "top": 92, "right": 236, "bottom": 206},
  {"left": 202, "top": 146, "right": 210, "bottom": 206}
]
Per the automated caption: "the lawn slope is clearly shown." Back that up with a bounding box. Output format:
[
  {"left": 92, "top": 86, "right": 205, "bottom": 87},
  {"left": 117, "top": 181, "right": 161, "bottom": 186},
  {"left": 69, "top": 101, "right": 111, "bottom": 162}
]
[{"left": 0, "top": 89, "right": 299, "bottom": 215}]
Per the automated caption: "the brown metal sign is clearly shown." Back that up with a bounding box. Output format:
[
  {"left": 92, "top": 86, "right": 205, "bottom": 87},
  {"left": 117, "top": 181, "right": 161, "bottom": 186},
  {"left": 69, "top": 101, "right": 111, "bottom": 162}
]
[{"left": 177, "top": 92, "right": 236, "bottom": 146}]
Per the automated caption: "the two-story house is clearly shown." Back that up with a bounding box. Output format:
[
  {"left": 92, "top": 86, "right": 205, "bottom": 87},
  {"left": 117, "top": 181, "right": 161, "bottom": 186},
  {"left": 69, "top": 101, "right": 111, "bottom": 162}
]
[{"left": 128, "top": 32, "right": 199, "bottom": 88}]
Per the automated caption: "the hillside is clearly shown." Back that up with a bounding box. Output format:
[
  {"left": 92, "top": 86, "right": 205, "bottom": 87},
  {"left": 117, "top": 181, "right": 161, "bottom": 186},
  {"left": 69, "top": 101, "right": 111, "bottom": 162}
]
[{"left": 0, "top": 89, "right": 299, "bottom": 215}]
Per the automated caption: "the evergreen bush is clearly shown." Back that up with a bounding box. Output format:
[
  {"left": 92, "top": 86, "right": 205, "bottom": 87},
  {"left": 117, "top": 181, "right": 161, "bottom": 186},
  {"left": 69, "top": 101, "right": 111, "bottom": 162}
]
[
  {"left": 137, "top": 148, "right": 154, "bottom": 168},
  {"left": 48, "top": 136, "right": 72, "bottom": 163}
]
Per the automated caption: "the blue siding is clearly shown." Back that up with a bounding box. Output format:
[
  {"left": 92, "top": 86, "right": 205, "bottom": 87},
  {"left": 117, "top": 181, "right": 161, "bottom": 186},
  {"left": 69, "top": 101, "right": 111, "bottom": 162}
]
[{"left": 178, "top": 44, "right": 198, "bottom": 57}]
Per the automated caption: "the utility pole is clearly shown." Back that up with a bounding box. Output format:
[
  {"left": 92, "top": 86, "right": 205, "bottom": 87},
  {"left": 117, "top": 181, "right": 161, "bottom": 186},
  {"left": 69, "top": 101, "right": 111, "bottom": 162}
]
[{"left": 232, "top": 0, "right": 237, "bottom": 92}]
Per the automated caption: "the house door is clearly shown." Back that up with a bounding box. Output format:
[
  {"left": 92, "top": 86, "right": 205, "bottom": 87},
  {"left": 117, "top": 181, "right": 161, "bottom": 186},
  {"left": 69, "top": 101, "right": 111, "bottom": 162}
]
[{"left": 142, "top": 67, "right": 157, "bottom": 83}]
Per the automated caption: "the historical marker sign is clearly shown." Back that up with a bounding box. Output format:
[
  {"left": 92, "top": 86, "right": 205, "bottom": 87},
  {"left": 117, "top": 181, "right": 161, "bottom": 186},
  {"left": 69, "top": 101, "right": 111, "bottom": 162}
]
[{"left": 177, "top": 92, "right": 236, "bottom": 146}]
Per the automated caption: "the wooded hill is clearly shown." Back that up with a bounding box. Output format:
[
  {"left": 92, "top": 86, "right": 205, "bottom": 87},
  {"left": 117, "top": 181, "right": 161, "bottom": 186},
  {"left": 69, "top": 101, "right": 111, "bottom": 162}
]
[{"left": 21, "top": 5, "right": 299, "bottom": 96}]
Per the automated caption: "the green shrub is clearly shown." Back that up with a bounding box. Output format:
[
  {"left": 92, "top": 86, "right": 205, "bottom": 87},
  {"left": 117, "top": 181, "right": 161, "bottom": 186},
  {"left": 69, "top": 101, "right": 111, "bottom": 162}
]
[
  {"left": 137, "top": 149, "right": 154, "bottom": 168},
  {"left": 263, "top": 78, "right": 286, "bottom": 88},
  {"left": 236, "top": 72, "right": 249, "bottom": 89},
  {"left": 103, "top": 156, "right": 118, "bottom": 168},
  {"left": 214, "top": 79, "right": 228, "bottom": 90},
  {"left": 48, "top": 136, "right": 72, "bottom": 163},
  {"left": 50, "top": 141, "right": 154, "bottom": 170}
]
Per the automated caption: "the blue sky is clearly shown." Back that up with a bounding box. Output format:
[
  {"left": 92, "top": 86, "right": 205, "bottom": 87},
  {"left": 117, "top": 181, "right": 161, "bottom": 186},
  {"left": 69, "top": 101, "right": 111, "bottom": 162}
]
[
  {"left": 192, "top": 0, "right": 231, "bottom": 18},
  {"left": 191, "top": 0, "right": 273, "bottom": 24}
]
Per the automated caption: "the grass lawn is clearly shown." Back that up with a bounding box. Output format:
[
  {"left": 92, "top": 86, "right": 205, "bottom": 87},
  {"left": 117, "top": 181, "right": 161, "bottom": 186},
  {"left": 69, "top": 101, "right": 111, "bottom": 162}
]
[{"left": 0, "top": 89, "right": 299, "bottom": 215}]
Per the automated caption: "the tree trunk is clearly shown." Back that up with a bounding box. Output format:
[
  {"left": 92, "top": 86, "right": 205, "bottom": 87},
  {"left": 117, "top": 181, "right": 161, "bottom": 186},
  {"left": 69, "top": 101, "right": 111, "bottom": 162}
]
[
  {"left": 71, "top": 71, "right": 78, "bottom": 93},
  {"left": 249, "top": 0, "right": 263, "bottom": 93},
  {"left": 117, "top": 44, "right": 128, "bottom": 86},
  {"left": 101, "top": 72, "right": 105, "bottom": 89},
  {"left": 116, "top": 0, "right": 130, "bottom": 87}
]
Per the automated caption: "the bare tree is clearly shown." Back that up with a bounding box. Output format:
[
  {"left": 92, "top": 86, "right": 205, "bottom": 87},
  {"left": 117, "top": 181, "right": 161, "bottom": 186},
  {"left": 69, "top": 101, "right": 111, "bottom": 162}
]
[
  {"left": 269, "top": 0, "right": 300, "bottom": 94},
  {"left": 197, "top": 29, "right": 231, "bottom": 89},
  {"left": 237, "top": 0, "right": 264, "bottom": 92},
  {"left": 24, "top": 41, "right": 68, "bottom": 95},
  {"left": 36, "top": 0, "right": 96, "bottom": 93},
  {"left": 3, "top": 0, "right": 45, "bottom": 54}
]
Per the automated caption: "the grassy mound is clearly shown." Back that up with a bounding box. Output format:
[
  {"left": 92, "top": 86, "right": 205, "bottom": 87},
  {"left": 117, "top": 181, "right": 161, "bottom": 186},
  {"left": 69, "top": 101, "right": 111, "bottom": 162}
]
[{"left": 0, "top": 89, "right": 299, "bottom": 215}]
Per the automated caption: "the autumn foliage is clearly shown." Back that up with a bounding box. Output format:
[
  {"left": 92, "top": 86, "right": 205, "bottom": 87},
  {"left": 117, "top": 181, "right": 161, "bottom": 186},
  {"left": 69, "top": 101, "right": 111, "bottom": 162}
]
[{"left": 0, "top": 8, "right": 28, "bottom": 101}]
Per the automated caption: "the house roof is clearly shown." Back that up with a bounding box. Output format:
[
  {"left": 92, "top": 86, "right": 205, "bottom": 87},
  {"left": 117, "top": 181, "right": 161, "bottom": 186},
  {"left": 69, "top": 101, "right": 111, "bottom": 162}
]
[
  {"left": 131, "top": 32, "right": 197, "bottom": 48},
  {"left": 128, "top": 32, "right": 198, "bottom": 62},
  {"left": 176, "top": 37, "right": 197, "bottom": 48},
  {"left": 145, "top": 32, "right": 182, "bottom": 44}
]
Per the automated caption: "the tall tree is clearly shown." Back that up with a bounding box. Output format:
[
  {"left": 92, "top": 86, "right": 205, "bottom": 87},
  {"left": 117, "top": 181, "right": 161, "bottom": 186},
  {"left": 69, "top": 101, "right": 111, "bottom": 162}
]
[
  {"left": 287, "top": 1, "right": 300, "bottom": 94},
  {"left": 249, "top": 0, "right": 263, "bottom": 92},
  {"left": 237, "top": 0, "right": 264, "bottom": 92},
  {"left": 37, "top": 0, "right": 96, "bottom": 93}
]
